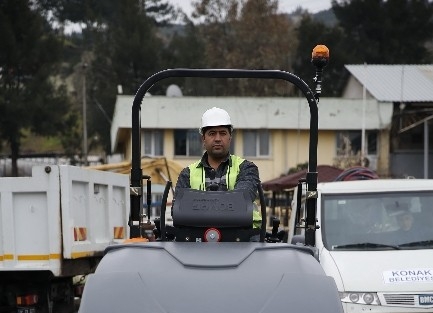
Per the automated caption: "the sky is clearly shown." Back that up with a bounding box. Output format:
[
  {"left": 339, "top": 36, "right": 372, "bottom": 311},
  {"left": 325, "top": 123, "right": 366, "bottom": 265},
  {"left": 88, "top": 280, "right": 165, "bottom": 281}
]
[{"left": 166, "top": 0, "right": 332, "bottom": 16}]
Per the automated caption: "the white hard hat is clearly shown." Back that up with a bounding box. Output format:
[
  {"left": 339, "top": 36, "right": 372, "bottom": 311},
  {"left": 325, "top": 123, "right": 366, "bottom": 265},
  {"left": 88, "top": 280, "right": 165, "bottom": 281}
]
[{"left": 199, "top": 107, "right": 233, "bottom": 134}]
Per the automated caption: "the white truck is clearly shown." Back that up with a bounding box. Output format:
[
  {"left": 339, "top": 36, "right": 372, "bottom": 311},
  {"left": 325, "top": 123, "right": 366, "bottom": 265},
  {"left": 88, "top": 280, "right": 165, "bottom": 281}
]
[
  {"left": 0, "top": 165, "right": 130, "bottom": 313},
  {"left": 289, "top": 178, "right": 433, "bottom": 313}
]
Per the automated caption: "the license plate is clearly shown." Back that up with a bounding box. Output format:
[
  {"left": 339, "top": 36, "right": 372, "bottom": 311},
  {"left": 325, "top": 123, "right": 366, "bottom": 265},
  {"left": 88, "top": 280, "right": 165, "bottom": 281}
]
[{"left": 419, "top": 294, "right": 433, "bottom": 306}]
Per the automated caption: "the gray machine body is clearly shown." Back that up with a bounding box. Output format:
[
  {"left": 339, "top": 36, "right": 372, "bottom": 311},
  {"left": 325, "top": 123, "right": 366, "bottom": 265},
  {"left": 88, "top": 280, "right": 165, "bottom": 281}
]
[{"left": 79, "top": 242, "right": 343, "bottom": 313}]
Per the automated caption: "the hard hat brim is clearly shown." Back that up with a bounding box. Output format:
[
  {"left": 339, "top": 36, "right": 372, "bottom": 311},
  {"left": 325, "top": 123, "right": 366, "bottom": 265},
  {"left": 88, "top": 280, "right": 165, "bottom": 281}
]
[{"left": 199, "top": 125, "right": 233, "bottom": 134}]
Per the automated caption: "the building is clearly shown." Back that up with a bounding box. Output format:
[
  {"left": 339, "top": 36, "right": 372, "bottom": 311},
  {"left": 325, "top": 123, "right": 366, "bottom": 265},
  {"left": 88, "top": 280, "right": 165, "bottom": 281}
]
[
  {"left": 108, "top": 65, "right": 433, "bottom": 227},
  {"left": 110, "top": 95, "right": 393, "bottom": 185},
  {"left": 343, "top": 65, "right": 433, "bottom": 178}
]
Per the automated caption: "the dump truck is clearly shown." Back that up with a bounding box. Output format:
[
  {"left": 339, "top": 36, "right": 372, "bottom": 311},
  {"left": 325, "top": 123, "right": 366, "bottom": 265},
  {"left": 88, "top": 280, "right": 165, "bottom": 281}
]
[
  {"left": 79, "top": 45, "right": 345, "bottom": 313},
  {"left": 0, "top": 165, "right": 130, "bottom": 313},
  {"left": 289, "top": 167, "right": 433, "bottom": 313}
]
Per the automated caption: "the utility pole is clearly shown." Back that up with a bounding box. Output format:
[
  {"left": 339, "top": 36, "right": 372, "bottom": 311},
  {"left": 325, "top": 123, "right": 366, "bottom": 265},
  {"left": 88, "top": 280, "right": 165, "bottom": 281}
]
[{"left": 82, "top": 63, "right": 88, "bottom": 166}]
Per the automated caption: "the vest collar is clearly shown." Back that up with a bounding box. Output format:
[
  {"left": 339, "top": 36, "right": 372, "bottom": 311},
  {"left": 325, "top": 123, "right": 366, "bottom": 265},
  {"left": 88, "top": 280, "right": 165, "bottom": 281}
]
[{"left": 197, "top": 152, "right": 232, "bottom": 168}]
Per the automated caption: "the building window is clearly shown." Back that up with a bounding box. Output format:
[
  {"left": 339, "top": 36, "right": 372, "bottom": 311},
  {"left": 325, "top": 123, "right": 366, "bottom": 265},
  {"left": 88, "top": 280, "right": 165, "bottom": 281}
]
[
  {"left": 367, "top": 131, "right": 378, "bottom": 154},
  {"left": 243, "top": 129, "right": 270, "bottom": 157},
  {"left": 174, "top": 129, "right": 202, "bottom": 156},
  {"left": 336, "top": 130, "right": 377, "bottom": 156},
  {"left": 230, "top": 136, "right": 235, "bottom": 154},
  {"left": 143, "top": 130, "right": 163, "bottom": 156}
]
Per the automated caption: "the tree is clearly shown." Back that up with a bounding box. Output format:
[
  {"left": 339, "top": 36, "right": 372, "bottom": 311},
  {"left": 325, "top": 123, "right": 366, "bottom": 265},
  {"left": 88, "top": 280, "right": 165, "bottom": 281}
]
[
  {"left": 230, "top": 0, "right": 298, "bottom": 96},
  {"left": 292, "top": 15, "right": 348, "bottom": 96},
  {"left": 0, "top": 0, "right": 71, "bottom": 176},
  {"left": 85, "top": 0, "right": 171, "bottom": 153},
  {"left": 294, "top": 0, "right": 433, "bottom": 96},
  {"left": 41, "top": 0, "right": 177, "bottom": 155},
  {"left": 164, "top": 20, "right": 208, "bottom": 95},
  {"left": 332, "top": 0, "right": 433, "bottom": 64},
  {"left": 189, "top": 0, "right": 298, "bottom": 96}
]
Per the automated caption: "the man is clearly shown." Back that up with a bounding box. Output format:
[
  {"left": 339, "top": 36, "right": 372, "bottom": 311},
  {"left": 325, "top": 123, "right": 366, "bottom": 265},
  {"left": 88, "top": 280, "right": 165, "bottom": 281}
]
[
  {"left": 174, "top": 107, "right": 262, "bottom": 227},
  {"left": 396, "top": 209, "right": 414, "bottom": 232},
  {"left": 394, "top": 208, "right": 420, "bottom": 243}
]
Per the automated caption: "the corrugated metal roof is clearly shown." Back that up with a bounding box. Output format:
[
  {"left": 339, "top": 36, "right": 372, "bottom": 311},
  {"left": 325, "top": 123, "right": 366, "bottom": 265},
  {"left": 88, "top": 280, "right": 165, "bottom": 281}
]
[
  {"left": 262, "top": 165, "right": 343, "bottom": 191},
  {"left": 345, "top": 65, "right": 433, "bottom": 102},
  {"left": 111, "top": 96, "right": 393, "bottom": 151}
]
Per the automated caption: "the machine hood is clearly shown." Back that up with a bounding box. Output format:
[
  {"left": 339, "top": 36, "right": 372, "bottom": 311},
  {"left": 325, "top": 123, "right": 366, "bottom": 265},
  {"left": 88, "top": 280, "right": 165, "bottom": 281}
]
[{"left": 80, "top": 242, "right": 343, "bottom": 313}]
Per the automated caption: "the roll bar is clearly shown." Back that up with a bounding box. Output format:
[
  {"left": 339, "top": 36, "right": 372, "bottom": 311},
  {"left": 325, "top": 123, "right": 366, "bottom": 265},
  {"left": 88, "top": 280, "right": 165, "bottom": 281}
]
[{"left": 129, "top": 45, "right": 329, "bottom": 246}]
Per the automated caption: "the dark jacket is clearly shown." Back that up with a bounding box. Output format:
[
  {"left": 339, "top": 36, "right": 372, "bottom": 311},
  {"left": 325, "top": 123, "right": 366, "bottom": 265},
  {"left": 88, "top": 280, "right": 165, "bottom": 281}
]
[{"left": 174, "top": 152, "right": 260, "bottom": 202}]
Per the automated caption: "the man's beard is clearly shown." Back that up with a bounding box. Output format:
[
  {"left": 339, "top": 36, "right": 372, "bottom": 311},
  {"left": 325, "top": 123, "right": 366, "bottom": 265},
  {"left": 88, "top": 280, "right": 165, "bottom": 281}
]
[{"left": 209, "top": 147, "right": 228, "bottom": 159}]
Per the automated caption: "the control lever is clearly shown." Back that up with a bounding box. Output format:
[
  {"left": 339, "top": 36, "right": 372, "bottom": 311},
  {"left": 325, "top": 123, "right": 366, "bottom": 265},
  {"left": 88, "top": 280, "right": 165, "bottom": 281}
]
[
  {"left": 141, "top": 175, "right": 155, "bottom": 241},
  {"left": 266, "top": 217, "right": 286, "bottom": 243}
]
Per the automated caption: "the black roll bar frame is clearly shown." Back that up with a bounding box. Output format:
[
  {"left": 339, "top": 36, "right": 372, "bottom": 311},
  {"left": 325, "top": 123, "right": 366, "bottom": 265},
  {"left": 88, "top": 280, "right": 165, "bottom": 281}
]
[{"left": 129, "top": 69, "right": 319, "bottom": 246}]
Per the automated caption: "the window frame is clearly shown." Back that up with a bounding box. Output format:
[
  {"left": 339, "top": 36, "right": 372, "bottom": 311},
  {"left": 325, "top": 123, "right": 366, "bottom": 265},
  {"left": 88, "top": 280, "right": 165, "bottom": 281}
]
[
  {"left": 242, "top": 129, "right": 270, "bottom": 158},
  {"left": 142, "top": 129, "right": 164, "bottom": 157},
  {"left": 174, "top": 129, "right": 203, "bottom": 157},
  {"left": 336, "top": 130, "right": 377, "bottom": 156}
]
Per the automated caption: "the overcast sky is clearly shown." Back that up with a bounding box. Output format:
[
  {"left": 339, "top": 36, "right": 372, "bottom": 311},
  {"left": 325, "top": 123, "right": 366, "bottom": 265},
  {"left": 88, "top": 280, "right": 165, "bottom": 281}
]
[{"left": 166, "top": 0, "right": 332, "bottom": 16}]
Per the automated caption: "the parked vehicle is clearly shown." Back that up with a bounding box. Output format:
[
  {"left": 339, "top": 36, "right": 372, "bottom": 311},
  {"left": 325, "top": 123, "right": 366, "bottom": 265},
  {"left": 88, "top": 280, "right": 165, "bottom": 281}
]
[
  {"left": 289, "top": 173, "right": 433, "bottom": 313},
  {"left": 0, "top": 165, "right": 130, "bottom": 313}
]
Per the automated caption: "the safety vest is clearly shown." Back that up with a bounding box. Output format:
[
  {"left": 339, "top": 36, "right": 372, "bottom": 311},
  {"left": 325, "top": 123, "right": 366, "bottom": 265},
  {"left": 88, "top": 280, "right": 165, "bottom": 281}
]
[
  {"left": 189, "top": 155, "right": 244, "bottom": 190},
  {"left": 188, "top": 155, "right": 262, "bottom": 228}
]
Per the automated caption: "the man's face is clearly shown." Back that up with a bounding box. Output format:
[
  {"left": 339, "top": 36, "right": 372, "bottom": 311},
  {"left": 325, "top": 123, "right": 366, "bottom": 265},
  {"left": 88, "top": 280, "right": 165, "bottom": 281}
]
[{"left": 202, "top": 126, "right": 231, "bottom": 159}]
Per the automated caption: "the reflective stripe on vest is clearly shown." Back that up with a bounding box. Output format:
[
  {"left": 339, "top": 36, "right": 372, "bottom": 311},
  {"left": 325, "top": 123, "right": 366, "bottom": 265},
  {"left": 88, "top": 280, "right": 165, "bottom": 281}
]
[{"left": 189, "top": 155, "right": 245, "bottom": 190}]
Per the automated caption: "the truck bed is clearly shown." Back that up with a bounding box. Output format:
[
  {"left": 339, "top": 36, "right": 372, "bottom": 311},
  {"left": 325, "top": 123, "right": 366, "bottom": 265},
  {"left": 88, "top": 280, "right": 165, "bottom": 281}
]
[{"left": 0, "top": 165, "right": 130, "bottom": 276}]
